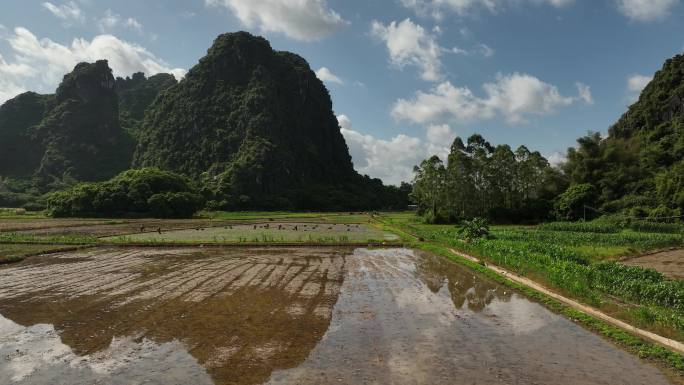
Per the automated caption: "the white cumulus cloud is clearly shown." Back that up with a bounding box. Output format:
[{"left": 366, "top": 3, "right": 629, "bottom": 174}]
[
  {"left": 0, "top": 27, "right": 185, "bottom": 104},
  {"left": 426, "top": 124, "right": 455, "bottom": 145},
  {"left": 42, "top": 1, "right": 85, "bottom": 25},
  {"left": 615, "top": 0, "right": 679, "bottom": 22},
  {"left": 338, "top": 115, "right": 452, "bottom": 185},
  {"left": 626, "top": 73, "right": 653, "bottom": 102},
  {"left": 627, "top": 74, "right": 652, "bottom": 92},
  {"left": 315, "top": 67, "right": 343, "bottom": 85},
  {"left": 393, "top": 81, "right": 490, "bottom": 124},
  {"left": 546, "top": 151, "right": 567, "bottom": 168},
  {"left": 371, "top": 18, "right": 445, "bottom": 82},
  {"left": 205, "top": 0, "right": 348, "bottom": 41},
  {"left": 393, "top": 73, "right": 588, "bottom": 125}
]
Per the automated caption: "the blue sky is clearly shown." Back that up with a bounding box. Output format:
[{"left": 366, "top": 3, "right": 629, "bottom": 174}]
[{"left": 1, "top": 0, "right": 683, "bottom": 184}]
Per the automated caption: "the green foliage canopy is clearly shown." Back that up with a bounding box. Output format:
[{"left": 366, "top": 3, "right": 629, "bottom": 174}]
[
  {"left": 562, "top": 54, "right": 684, "bottom": 220},
  {"left": 47, "top": 168, "right": 203, "bottom": 218},
  {"left": 412, "top": 134, "right": 565, "bottom": 223}
]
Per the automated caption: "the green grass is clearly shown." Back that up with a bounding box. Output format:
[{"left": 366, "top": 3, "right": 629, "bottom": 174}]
[
  {"left": 537, "top": 221, "right": 620, "bottom": 233},
  {"left": 490, "top": 227, "right": 681, "bottom": 260},
  {"left": 0, "top": 243, "right": 79, "bottom": 263},
  {"left": 0, "top": 232, "right": 98, "bottom": 245},
  {"left": 0, "top": 208, "right": 47, "bottom": 219}
]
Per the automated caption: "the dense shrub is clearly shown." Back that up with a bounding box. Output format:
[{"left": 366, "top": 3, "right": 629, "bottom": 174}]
[
  {"left": 21, "top": 202, "right": 46, "bottom": 212},
  {"left": 46, "top": 168, "right": 203, "bottom": 218},
  {"left": 0, "top": 192, "right": 31, "bottom": 208},
  {"left": 458, "top": 217, "right": 490, "bottom": 241},
  {"left": 554, "top": 183, "right": 597, "bottom": 221},
  {"left": 147, "top": 192, "right": 204, "bottom": 218}
]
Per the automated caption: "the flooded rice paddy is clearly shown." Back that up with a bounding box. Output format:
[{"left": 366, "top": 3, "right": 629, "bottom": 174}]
[
  {"left": 105, "top": 223, "right": 399, "bottom": 243},
  {"left": 0, "top": 247, "right": 675, "bottom": 384}
]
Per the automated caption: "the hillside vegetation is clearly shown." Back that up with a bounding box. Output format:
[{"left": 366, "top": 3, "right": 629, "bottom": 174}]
[
  {"left": 0, "top": 32, "right": 408, "bottom": 213},
  {"left": 412, "top": 54, "right": 684, "bottom": 224},
  {"left": 563, "top": 54, "right": 684, "bottom": 219},
  {"left": 46, "top": 168, "right": 203, "bottom": 218}
]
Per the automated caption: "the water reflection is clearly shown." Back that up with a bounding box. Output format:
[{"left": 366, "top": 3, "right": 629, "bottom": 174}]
[
  {"left": 268, "top": 248, "right": 671, "bottom": 385},
  {"left": 0, "top": 247, "right": 348, "bottom": 385},
  {"left": 414, "top": 250, "right": 512, "bottom": 311},
  {"left": 0, "top": 315, "right": 212, "bottom": 385},
  {"left": 0, "top": 247, "right": 673, "bottom": 385}
]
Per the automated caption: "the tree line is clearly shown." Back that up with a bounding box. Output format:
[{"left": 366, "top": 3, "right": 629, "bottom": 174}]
[{"left": 411, "top": 134, "right": 566, "bottom": 223}]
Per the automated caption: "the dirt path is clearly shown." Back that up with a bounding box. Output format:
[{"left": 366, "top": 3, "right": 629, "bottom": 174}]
[
  {"left": 623, "top": 249, "right": 684, "bottom": 280},
  {"left": 0, "top": 247, "right": 677, "bottom": 385}
]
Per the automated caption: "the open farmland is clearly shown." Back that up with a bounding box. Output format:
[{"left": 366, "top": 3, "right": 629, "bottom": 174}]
[
  {"left": 0, "top": 212, "right": 683, "bottom": 384},
  {"left": 106, "top": 222, "right": 398, "bottom": 244},
  {"left": 380, "top": 213, "right": 684, "bottom": 343},
  {"left": 0, "top": 246, "right": 677, "bottom": 385}
]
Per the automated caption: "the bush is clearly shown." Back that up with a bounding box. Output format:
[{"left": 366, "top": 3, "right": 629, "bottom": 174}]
[
  {"left": 422, "top": 209, "right": 452, "bottom": 224},
  {"left": 0, "top": 192, "right": 31, "bottom": 207},
  {"left": 47, "top": 168, "right": 203, "bottom": 218},
  {"left": 554, "top": 183, "right": 597, "bottom": 221},
  {"left": 458, "top": 217, "right": 490, "bottom": 241},
  {"left": 21, "top": 201, "right": 46, "bottom": 212},
  {"left": 147, "top": 192, "right": 203, "bottom": 219}
]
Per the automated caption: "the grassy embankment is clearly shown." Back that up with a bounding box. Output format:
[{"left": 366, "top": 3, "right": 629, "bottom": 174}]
[{"left": 377, "top": 212, "right": 684, "bottom": 374}]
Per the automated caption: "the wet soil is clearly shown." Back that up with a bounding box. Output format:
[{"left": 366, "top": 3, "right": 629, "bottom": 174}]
[
  {"left": 2, "top": 219, "right": 238, "bottom": 237},
  {"left": 623, "top": 249, "right": 684, "bottom": 280},
  {"left": 0, "top": 247, "right": 676, "bottom": 384},
  {"left": 106, "top": 223, "right": 398, "bottom": 243}
]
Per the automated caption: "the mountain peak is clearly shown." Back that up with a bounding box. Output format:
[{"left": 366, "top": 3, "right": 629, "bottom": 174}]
[{"left": 56, "top": 60, "right": 116, "bottom": 103}]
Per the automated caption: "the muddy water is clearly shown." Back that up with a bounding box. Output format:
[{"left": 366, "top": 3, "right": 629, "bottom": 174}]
[{"left": 0, "top": 247, "right": 675, "bottom": 385}]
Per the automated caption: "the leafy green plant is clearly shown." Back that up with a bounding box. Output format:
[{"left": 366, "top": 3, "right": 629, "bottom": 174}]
[{"left": 458, "top": 217, "right": 490, "bottom": 241}]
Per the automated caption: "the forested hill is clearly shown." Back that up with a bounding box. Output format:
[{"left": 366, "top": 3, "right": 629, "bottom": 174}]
[
  {"left": 563, "top": 54, "right": 684, "bottom": 218},
  {"left": 133, "top": 32, "right": 391, "bottom": 210},
  {"left": 0, "top": 32, "right": 410, "bottom": 211},
  {"left": 0, "top": 61, "right": 175, "bottom": 191}
]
